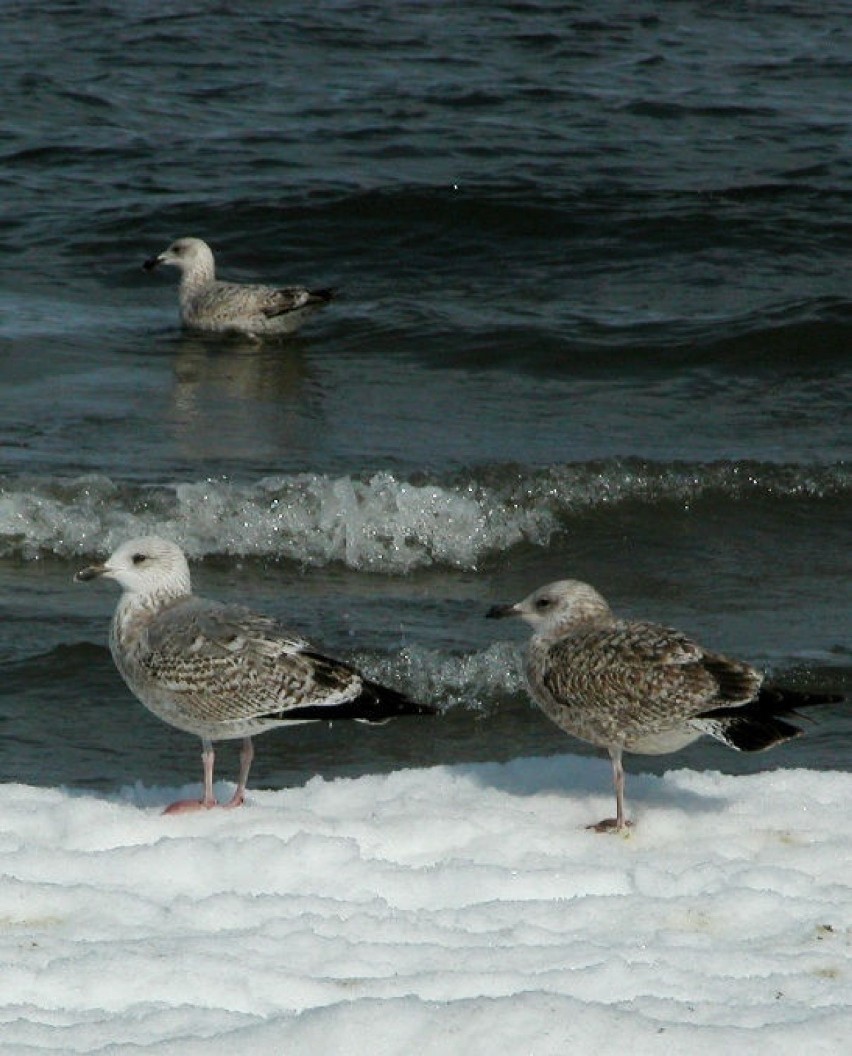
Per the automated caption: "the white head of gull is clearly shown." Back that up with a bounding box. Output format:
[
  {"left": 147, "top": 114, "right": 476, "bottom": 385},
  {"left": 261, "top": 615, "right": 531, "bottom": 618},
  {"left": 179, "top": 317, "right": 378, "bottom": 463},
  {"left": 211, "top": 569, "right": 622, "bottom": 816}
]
[
  {"left": 488, "top": 578, "right": 838, "bottom": 833},
  {"left": 77, "top": 536, "right": 434, "bottom": 815},
  {"left": 143, "top": 236, "right": 335, "bottom": 338}
]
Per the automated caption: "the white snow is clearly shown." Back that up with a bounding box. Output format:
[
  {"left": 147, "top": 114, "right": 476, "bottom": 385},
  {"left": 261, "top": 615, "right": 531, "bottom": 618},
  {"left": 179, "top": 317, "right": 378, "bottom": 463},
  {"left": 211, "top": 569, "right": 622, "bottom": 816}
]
[{"left": 2, "top": 756, "right": 851, "bottom": 1055}]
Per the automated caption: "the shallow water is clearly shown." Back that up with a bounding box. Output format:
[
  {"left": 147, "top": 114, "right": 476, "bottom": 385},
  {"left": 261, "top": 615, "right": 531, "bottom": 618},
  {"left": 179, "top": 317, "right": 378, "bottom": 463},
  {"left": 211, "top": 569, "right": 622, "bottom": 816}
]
[{"left": 1, "top": 2, "right": 849, "bottom": 794}]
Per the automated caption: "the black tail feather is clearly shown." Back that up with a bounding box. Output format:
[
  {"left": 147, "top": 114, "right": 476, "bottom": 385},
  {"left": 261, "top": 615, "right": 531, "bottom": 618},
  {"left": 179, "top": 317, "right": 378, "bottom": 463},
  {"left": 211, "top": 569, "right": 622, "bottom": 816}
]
[
  {"left": 695, "top": 683, "right": 842, "bottom": 753},
  {"left": 262, "top": 287, "right": 337, "bottom": 319},
  {"left": 696, "top": 714, "right": 804, "bottom": 752},
  {"left": 277, "top": 679, "right": 437, "bottom": 724}
]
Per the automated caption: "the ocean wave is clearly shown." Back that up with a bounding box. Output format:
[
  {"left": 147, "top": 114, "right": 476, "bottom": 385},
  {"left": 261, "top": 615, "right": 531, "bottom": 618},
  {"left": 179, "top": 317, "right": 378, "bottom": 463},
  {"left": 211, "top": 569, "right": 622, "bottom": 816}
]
[
  {"left": 0, "top": 460, "right": 847, "bottom": 572},
  {"left": 359, "top": 641, "right": 526, "bottom": 712}
]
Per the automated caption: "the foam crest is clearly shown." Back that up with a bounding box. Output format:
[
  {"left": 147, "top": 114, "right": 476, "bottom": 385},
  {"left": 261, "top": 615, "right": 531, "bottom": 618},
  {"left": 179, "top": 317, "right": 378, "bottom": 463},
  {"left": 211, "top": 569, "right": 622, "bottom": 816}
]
[
  {"left": 359, "top": 641, "right": 526, "bottom": 711},
  {"left": 0, "top": 471, "right": 558, "bottom": 572},
  {"left": 0, "top": 461, "right": 846, "bottom": 572}
]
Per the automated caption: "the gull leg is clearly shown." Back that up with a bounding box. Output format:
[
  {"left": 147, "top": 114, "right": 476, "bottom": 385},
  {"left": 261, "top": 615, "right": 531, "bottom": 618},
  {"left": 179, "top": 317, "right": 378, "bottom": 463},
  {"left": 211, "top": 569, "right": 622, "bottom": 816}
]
[
  {"left": 201, "top": 739, "right": 217, "bottom": 807},
  {"left": 222, "top": 737, "right": 254, "bottom": 810},
  {"left": 163, "top": 738, "right": 219, "bottom": 815},
  {"left": 613, "top": 746, "right": 628, "bottom": 830},
  {"left": 588, "top": 746, "right": 632, "bottom": 833}
]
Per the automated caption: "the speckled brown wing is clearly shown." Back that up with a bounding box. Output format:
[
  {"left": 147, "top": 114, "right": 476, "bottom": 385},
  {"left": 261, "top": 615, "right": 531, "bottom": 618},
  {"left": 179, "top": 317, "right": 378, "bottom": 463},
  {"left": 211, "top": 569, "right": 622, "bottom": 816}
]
[
  {"left": 258, "top": 285, "right": 317, "bottom": 318},
  {"left": 538, "top": 621, "right": 752, "bottom": 744},
  {"left": 189, "top": 281, "right": 280, "bottom": 321},
  {"left": 141, "top": 596, "right": 365, "bottom": 726}
]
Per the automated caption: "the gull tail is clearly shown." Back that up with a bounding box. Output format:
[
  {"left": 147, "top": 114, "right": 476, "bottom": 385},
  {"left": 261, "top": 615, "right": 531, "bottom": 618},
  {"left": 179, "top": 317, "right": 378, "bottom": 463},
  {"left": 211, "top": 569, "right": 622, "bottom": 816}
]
[
  {"left": 693, "top": 685, "right": 842, "bottom": 752},
  {"left": 350, "top": 679, "right": 438, "bottom": 723},
  {"left": 276, "top": 649, "right": 436, "bottom": 724},
  {"left": 279, "top": 682, "right": 436, "bottom": 724},
  {"left": 261, "top": 287, "right": 338, "bottom": 319}
]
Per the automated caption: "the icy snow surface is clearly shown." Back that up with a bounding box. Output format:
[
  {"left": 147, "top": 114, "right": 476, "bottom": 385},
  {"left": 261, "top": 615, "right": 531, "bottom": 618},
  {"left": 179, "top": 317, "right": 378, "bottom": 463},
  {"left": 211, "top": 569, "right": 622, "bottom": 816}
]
[{"left": 1, "top": 755, "right": 850, "bottom": 1055}]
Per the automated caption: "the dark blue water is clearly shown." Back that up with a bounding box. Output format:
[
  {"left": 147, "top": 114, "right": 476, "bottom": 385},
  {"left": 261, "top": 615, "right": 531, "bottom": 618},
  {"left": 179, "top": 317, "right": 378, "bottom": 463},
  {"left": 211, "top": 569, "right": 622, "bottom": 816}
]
[{"left": 1, "top": 2, "right": 849, "bottom": 795}]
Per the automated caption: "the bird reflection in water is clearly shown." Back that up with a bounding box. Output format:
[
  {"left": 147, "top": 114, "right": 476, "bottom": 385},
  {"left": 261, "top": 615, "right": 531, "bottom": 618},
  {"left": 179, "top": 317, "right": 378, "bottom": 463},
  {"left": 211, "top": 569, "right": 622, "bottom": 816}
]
[{"left": 167, "top": 335, "right": 325, "bottom": 464}]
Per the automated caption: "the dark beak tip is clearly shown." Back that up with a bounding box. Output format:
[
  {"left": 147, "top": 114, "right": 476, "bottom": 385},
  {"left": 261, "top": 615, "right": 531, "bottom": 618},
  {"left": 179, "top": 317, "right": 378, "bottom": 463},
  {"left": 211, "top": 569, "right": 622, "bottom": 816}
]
[
  {"left": 74, "top": 566, "right": 101, "bottom": 583},
  {"left": 142, "top": 256, "right": 160, "bottom": 272},
  {"left": 486, "top": 603, "right": 513, "bottom": 619}
]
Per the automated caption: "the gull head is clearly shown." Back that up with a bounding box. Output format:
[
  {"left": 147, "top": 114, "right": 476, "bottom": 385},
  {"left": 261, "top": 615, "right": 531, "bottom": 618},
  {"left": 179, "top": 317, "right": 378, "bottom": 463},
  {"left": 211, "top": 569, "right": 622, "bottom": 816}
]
[
  {"left": 487, "top": 579, "right": 613, "bottom": 634},
  {"left": 76, "top": 536, "right": 192, "bottom": 601},
  {"left": 143, "top": 237, "right": 215, "bottom": 279}
]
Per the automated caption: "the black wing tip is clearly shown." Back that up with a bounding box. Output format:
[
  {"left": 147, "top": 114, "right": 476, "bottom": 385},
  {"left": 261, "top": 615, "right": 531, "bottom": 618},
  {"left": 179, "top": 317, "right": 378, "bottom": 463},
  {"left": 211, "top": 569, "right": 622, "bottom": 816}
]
[
  {"left": 707, "top": 686, "right": 844, "bottom": 721},
  {"left": 759, "top": 685, "right": 844, "bottom": 713},
  {"left": 698, "top": 683, "right": 844, "bottom": 753},
  {"left": 275, "top": 679, "right": 437, "bottom": 725},
  {"left": 261, "top": 287, "right": 337, "bottom": 319},
  {"left": 362, "top": 680, "right": 438, "bottom": 719}
]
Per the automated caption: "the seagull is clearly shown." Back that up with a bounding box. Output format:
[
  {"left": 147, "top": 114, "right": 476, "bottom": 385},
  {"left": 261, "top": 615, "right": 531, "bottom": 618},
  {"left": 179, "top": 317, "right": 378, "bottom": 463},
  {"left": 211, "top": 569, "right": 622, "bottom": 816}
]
[
  {"left": 143, "top": 237, "right": 335, "bottom": 338},
  {"left": 487, "top": 579, "right": 840, "bottom": 832},
  {"left": 76, "top": 536, "right": 435, "bottom": 814}
]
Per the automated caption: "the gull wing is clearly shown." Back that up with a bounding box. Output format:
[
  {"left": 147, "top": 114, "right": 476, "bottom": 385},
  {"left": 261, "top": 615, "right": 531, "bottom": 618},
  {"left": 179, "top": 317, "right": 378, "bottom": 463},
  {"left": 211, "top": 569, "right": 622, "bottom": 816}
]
[
  {"left": 141, "top": 596, "right": 365, "bottom": 723},
  {"left": 259, "top": 285, "right": 335, "bottom": 318},
  {"left": 540, "top": 621, "right": 760, "bottom": 737}
]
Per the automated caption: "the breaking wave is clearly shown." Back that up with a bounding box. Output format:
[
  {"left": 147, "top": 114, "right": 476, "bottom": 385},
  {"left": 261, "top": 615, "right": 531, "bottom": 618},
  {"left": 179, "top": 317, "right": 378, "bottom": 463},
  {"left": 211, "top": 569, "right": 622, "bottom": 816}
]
[{"left": 0, "top": 459, "right": 846, "bottom": 573}]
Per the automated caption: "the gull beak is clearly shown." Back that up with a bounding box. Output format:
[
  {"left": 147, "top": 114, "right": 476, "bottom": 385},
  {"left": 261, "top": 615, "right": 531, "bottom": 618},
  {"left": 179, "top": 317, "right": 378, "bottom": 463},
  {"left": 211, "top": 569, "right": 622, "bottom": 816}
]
[
  {"left": 74, "top": 562, "right": 108, "bottom": 583},
  {"left": 142, "top": 254, "right": 162, "bottom": 272},
  {"left": 486, "top": 602, "right": 520, "bottom": 619}
]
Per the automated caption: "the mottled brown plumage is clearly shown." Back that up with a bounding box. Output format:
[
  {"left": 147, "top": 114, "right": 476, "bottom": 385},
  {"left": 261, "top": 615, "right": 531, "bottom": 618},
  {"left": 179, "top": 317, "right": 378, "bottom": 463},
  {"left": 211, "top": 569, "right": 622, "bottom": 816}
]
[
  {"left": 488, "top": 579, "right": 837, "bottom": 831},
  {"left": 143, "top": 237, "right": 335, "bottom": 337},
  {"left": 537, "top": 623, "right": 761, "bottom": 748},
  {"left": 77, "top": 536, "right": 433, "bottom": 814}
]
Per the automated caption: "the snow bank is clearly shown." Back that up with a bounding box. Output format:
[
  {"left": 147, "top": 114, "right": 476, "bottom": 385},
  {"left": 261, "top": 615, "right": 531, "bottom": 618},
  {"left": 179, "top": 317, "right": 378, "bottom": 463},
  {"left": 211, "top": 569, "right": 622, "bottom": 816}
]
[{"left": 1, "top": 757, "right": 850, "bottom": 1054}]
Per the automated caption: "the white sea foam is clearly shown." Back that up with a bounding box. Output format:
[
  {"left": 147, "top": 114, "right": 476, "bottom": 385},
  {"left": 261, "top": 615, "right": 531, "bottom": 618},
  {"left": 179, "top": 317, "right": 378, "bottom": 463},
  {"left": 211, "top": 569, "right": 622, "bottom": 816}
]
[
  {"left": 364, "top": 641, "right": 526, "bottom": 710},
  {"left": 1, "top": 461, "right": 848, "bottom": 570},
  {"left": 1, "top": 759, "right": 850, "bottom": 1054},
  {"left": 0, "top": 472, "right": 559, "bottom": 570}
]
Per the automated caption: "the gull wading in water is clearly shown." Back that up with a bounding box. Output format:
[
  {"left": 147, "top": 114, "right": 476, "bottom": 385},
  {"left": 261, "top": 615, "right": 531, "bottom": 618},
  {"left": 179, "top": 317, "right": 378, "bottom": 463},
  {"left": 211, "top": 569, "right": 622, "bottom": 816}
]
[
  {"left": 76, "top": 536, "right": 435, "bottom": 815},
  {"left": 143, "top": 237, "right": 335, "bottom": 338},
  {"left": 487, "top": 579, "right": 840, "bottom": 832}
]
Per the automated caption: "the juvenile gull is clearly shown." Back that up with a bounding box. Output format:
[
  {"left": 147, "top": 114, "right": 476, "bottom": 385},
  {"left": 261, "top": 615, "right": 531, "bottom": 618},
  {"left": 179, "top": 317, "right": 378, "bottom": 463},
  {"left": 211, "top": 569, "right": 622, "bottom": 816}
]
[
  {"left": 488, "top": 579, "right": 839, "bottom": 832},
  {"left": 143, "top": 237, "right": 335, "bottom": 338},
  {"left": 76, "top": 536, "right": 435, "bottom": 814}
]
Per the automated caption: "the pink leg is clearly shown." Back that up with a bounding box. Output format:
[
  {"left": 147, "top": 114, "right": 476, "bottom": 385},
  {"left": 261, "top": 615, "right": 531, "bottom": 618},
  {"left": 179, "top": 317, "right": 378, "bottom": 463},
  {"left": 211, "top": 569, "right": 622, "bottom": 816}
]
[
  {"left": 222, "top": 737, "right": 253, "bottom": 810},
  {"left": 588, "top": 746, "right": 632, "bottom": 833},
  {"left": 162, "top": 738, "right": 219, "bottom": 815}
]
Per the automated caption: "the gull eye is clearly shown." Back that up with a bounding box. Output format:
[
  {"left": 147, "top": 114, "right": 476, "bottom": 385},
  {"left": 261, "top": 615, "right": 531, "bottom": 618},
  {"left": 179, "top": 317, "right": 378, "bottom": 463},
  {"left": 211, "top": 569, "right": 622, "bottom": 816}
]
[
  {"left": 131, "top": 553, "right": 147, "bottom": 566},
  {"left": 534, "top": 596, "right": 552, "bottom": 610}
]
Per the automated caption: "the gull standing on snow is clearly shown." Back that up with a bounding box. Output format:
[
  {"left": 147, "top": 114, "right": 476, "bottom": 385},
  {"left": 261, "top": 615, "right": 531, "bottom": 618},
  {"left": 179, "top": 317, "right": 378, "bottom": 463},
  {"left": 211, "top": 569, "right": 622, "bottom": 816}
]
[
  {"left": 143, "top": 237, "right": 335, "bottom": 337},
  {"left": 487, "top": 579, "right": 838, "bottom": 832},
  {"left": 77, "top": 536, "right": 434, "bottom": 814}
]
